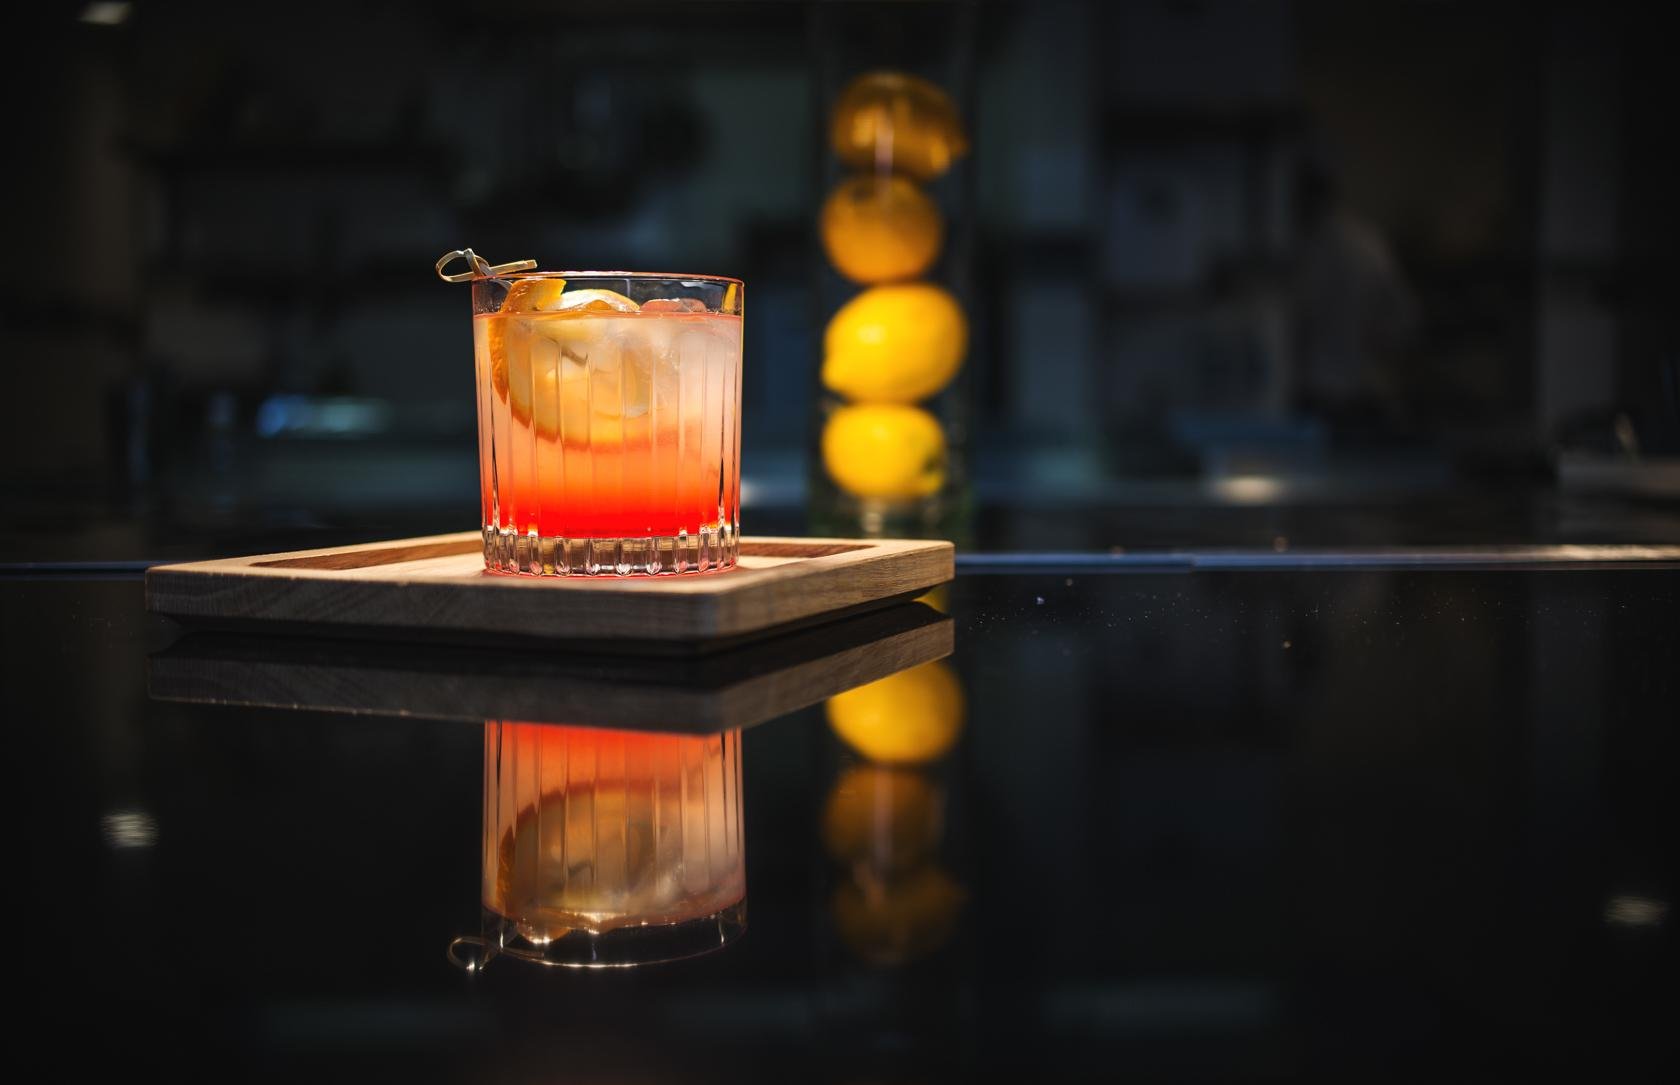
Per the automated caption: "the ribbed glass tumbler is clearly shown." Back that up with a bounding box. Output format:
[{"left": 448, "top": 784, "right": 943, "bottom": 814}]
[{"left": 471, "top": 272, "right": 743, "bottom": 575}]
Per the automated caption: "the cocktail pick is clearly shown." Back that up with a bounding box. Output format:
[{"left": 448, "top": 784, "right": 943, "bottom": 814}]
[{"left": 435, "top": 248, "right": 538, "bottom": 282}]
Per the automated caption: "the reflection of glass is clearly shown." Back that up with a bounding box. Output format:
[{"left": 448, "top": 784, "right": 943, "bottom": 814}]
[
  {"left": 476, "top": 722, "right": 745, "bottom": 967},
  {"left": 148, "top": 599, "right": 959, "bottom": 972},
  {"left": 470, "top": 272, "right": 744, "bottom": 576}
]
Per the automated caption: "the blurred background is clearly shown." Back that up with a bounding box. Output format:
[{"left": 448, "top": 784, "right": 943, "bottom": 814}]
[{"left": 4, "top": 0, "right": 1676, "bottom": 559}]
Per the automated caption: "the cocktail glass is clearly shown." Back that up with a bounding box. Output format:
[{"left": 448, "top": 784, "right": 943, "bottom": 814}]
[
  {"left": 470, "top": 272, "right": 743, "bottom": 576},
  {"left": 470, "top": 722, "right": 746, "bottom": 968}
]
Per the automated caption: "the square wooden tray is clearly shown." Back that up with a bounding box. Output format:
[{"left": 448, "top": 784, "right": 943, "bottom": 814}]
[{"left": 145, "top": 532, "right": 954, "bottom": 652}]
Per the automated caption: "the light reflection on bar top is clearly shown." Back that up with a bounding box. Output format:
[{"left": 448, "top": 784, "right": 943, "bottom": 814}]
[{"left": 957, "top": 544, "right": 1680, "bottom": 572}]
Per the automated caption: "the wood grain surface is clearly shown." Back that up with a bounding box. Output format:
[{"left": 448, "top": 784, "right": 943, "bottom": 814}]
[{"left": 145, "top": 533, "right": 954, "bottom": 648}]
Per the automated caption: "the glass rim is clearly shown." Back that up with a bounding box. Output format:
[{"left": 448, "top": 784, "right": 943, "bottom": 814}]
[{"left": 477, "top": 269, "right": 744, "bottom": 287}]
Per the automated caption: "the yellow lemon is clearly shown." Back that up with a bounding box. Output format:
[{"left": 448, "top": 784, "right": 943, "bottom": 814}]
[
  {"left": 500, "top": 278, "right": 569, "bottom": 313},
  {"left": 486, "top": 286, "right": 640, "bottom": 441},
  {"left": 827, "top": 659, "right": 964, "bottom": 765},
  {"left": 831, "top": 866, "right": 964, "bottom": 966},
  {"left": 488, "top": 279, "right": 565, "bottom": 405},
  {"left": 823, "top": 283, "right": 966, "bottom": 404},
  {"left": 542, "top": 288, "right": 639, "bottom": 313},
  {"left": 831, "top": 71, "right": 969, "bottom": 181},
  {"left": 821, "top": 765, "right": 942, "bottom": 872},
  {"left": 821, "top": 404, "right": 947, "bottom": 500},
  {"left": 820, "top": 175, "right": 944, "bottom": 284}
]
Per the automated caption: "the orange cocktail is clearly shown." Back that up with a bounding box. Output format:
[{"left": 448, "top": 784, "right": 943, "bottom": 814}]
[{"left": 471, "top": 273, "right": 742, "bottom": 575}]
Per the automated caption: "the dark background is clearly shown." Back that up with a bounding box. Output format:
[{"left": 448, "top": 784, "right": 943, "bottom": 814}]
[
  {"left": 3, "top": 7, "right": 1675, "bottom": 1075},
  {"left": 3, "top": 0, "right": 1676, "bottom": 558}
]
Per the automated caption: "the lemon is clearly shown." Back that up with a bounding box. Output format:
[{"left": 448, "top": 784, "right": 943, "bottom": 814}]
[
  {"left": 821, "top": 765, "right": 942, "bottom": 871},
  {"left": 489, "top": 282, "right": 636, "bottom": 401},
  {"left": 546, "top": 288, "right": 639, "bottom": 313},
  {"left": 821, "top": 404, "right": 947, "bottom": 500},
  {"left": 492, "top": 316, "right": 601, "bottom": 443},
  {"left": 486, "top": 286, "right": 640, "bottom": 442},
  {"left": 826, "top": 660, "right": 964, "bottom": 765},
  {"left": 820, "top": 175, "right": 944, "bottom": 284},
  {"left": 500, "top": 278, "right": 569, "bottom": 313},
  {"left": 822, "top": 283, "right": 966, "bottom": 404},
  {"left": 488, "top": 279, "right": 564, "bottom": 404},
  {"left": 831, "top": 866, "right": 964, "bottom": 966},
  {"left": 831, "top": 71, "right": 969, "bottom": 181}
]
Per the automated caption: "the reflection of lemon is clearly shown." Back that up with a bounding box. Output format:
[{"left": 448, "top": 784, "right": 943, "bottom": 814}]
[
  {"left": 820, "top": 176, "right": 943, "bottom": 284},
  {"left": 913, "top": 585, "right": 949, "bottom": 614},
  {"left": 494, "top": 795, "right": 654, "bottom": 933},
  {"left": 827, "top": 660, "right": 964, "bottom": 765},
  {"left": 821, "top": 404, "right": 946, "bottom": 501},
  {"left": 831, "top": 71, "right": 969, "bottom": 181},
  {"left": 822, "top": 283, "right": 966, "bottom": 404},
  {"left": 832, "top": 866, "right": 964, "bottom": 966},
  {"left": 821, "top": 765, "right": 942, "bottom": 872}
]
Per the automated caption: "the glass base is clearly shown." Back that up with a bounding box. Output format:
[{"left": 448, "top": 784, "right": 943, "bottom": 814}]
[
  {"left": 452, "top": 900, "right": 747, "bottom": 970},
  {"left": 482, "top": 523, "right": 739, "bottom": 576}
]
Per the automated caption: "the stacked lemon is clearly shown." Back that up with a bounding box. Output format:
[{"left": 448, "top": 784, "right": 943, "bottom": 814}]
[{"left": 819, "top": 72, "right": 969, "bottom": 503}]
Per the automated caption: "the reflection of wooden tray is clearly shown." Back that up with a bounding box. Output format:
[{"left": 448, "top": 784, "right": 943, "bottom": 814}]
[
  {"left": 148, "top": 602, "right": 952, "bottom": 733},
  {"left": 145, "top": 532, "right": 953, "bottom": 652}
]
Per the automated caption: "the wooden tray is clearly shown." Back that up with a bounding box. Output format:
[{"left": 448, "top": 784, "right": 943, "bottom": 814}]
[
  {"left": 148, "top": 602, "right": 952, "bottom": 734},
  {"left": 144, "top": 532, "right": 953, "bottom": 652}
]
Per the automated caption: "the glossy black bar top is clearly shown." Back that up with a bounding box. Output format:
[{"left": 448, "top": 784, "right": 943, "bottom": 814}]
[{"left": 3, "top": 561, "right": 1674, "bottom": 1081}]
